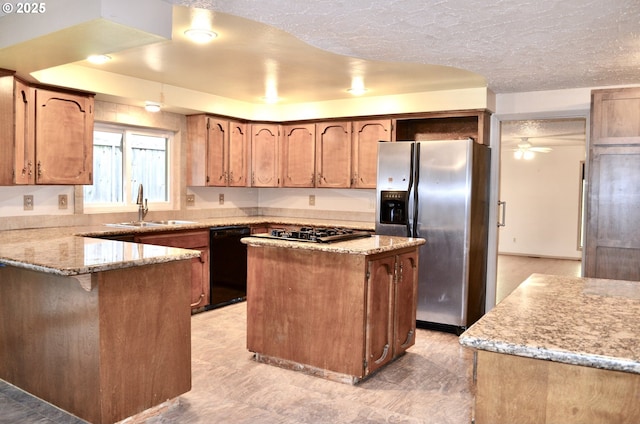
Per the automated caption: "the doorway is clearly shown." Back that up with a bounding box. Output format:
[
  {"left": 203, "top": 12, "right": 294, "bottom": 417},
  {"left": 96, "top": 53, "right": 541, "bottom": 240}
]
[{"left": 496, "top": 117, "right": 586, "bottom": 302}]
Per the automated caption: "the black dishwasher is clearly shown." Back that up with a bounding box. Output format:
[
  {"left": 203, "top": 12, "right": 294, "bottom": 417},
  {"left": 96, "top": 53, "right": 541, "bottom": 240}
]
[{"left": 208, "top": 226, "right": 250, "bottom": 310}]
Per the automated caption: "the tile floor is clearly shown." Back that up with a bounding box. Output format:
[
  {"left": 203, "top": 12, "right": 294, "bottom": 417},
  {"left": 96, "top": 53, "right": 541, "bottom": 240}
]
[
  {"left": 0, "top": 302, "right": 474, "bottom": 424},
  {"left": 0, "top": 255, "right": 581, "bottom": 424}
]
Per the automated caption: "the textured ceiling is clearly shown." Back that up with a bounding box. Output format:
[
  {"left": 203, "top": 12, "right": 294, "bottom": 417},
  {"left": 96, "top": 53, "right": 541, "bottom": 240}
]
[{"left": 171, "top": 0, "right": 640, "bottom": 93}]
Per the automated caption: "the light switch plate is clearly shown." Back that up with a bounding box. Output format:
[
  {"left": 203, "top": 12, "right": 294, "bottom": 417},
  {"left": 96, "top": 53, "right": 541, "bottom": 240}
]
[
  {"left": 309, "top": 195, "right": 315, "bottom": 206},
  {"left": 186, "top": 194, "right": 195, "bottom": 206},
  {"left": 219, "top": 193, "right": 224, "bottom": 205}
]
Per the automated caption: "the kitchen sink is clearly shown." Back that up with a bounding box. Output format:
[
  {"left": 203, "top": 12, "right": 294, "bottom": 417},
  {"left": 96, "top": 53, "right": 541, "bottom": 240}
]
[
  {"left": 148, "top": 220, "right": 197, "bottom": 226},
  {"left": 104, "top": 220, "right": 197, "bottom": 228}
]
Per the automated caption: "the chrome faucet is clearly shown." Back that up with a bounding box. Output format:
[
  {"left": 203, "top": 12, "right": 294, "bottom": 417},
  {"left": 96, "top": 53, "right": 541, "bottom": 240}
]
[{"left": 136, "top": 183, "right": 148, "bottom": 222}]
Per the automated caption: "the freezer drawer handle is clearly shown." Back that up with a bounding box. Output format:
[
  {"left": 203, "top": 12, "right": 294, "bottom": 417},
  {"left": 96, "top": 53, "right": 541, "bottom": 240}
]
[{"left": 498, "top": 200, "right": 507, "bottom": 227}]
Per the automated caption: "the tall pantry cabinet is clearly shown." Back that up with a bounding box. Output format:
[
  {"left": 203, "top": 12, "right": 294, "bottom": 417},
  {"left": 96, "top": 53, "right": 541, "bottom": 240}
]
[
  {"left": 585, "top": 87, "right": 640, "bottom": 281},
  {"left": 0, "top": 71, "right": 94, "bottom": 185}
]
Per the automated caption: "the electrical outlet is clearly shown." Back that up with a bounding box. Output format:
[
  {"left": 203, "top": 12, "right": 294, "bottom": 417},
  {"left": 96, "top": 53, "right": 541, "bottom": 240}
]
[
  {"left": 219, "top": 193, "right": 224, "bottom": 205},
  {"left": 309, "top": 195, "right": 315, "bottom": 206},
  {"left": 23, "top": 195, "right": 33, "bottom": 210},
  {"left": 186, "top": 194, "right": 195, "bottom": 206},
  {"left": 58, "top": 194, "right": 68, "bottom": 210}
]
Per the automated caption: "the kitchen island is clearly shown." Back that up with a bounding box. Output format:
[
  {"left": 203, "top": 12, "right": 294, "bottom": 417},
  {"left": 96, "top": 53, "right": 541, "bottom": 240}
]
[
  {"left": 0, "top": 233, "right": 199, "bottom": 424},
  {"left": 459, "top": 273, "right": 640, "bottom": 424},
  {"left": 241, "top": 234, "right": 425, "bottom": 384}
]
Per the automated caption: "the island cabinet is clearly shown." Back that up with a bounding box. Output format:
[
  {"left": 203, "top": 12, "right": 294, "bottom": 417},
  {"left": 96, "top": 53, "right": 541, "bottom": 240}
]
[
  {"left": 244, "top": 237, "right": 421, "bottom": 383},
  {"left": 0, "top": 72, "right": 94, "bottom": 185},
  {"left": 186, "top": 115, "right": 249, "bottom": 187},
  {"left": 250, "top": 123, "right": 280, "bottom": 187},
  {"left": 585, "top": 87, "right": 640, "bottom": 281},
  {"left": 351, "top": 119, "right": 393, "bottom": 188},
  {"left": 134, "top": 230, "right": 210, "bottom": 311},
  {"left": 280, "top": 121, "right": 352, "bottom": 188}
]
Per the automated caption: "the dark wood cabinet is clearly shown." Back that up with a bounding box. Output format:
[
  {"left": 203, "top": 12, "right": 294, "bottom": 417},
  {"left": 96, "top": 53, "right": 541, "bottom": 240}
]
[
  {"left": 584, "top": 87, "right": 640, "bottom": 281},
  {"left": 395, "top": 110, "right": 490, "bottom": 145}
]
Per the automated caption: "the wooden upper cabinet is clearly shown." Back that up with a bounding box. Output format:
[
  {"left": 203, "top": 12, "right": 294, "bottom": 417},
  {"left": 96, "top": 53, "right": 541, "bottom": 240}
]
[
  {"left": 251, "top": 123, "right": 280, "bottom": 187},
  {"left": 187, "top": 115, "right": 249, "bottom": 187},
  {"left": 0, "top": 76, "right": 35, "bottom": 185},
  {"left": 352, "top": 119, "right": 392, "bottom": 188},
  {"left": 206, "top": 117, "right": 227, "bottom": 186},
  {"left": 316, "top": 121, "right": 351, "bottom": 188},
  {"left": 281, "top": 123, "right": 316, "bottom": 187},
  {"left": 0, "top": 74, "right": 93, "bottom": 185},
  {"left": 584, "top": 87, "right": 640, "bottom": 281},
  {"left": 228, "top": 120, "right": 248, "bottom": 186},
  {"left": 35, "top": 88, "right": 94, "bottom": 185}
]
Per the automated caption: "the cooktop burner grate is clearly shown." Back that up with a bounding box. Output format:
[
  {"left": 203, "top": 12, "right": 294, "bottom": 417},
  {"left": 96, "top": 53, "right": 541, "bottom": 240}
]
[{"left": 253, "top": 226, "right": 371, "bottom": 243}]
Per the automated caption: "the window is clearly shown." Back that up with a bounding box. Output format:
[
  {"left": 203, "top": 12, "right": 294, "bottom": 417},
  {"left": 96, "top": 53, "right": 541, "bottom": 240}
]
[{"left": 84, "top": 124, "right": 172, "bottom": 209}]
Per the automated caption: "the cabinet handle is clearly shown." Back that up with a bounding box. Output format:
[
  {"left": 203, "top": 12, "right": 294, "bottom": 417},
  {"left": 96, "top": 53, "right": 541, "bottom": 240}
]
[
  {"left": 400, "top": 329, "right": 415, "bottom": 349},
  {"left": 190, "top": 292, "right": 205, "bottom": 307},
  {"left": 228, "top": 171, "right": 233, "bottom": 184},
  {"left": 251, "top": 172, "right": 255, "bottom": 185},
  {"left": 310, "top": 173, "right": 315, "bottom": 184},
  {"left": 37, "top": 161, "right": 42, "bottom": 177},
  {"left": 28, "top": 160, "right": 33, "bottom": 176},
  {"left": 373, "top": 343, "right": 389, "bottom": 365}
]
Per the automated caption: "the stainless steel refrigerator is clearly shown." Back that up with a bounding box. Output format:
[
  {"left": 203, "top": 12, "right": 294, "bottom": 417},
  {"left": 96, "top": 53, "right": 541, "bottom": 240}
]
[{"left": 376, "top": 139, "right": 490, "bottom": 333}]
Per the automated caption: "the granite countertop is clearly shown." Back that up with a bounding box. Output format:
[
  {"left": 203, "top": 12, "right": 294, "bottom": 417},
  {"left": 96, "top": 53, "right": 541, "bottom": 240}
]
[
  {"left": 459, "top": 273, "right": 640, "bottom": 374},
  {"left": 0, "top": 216, "right": 375, "bottom": 275},
  {"left": 241, "top": 234, "right": 425, "bottom": 255}
]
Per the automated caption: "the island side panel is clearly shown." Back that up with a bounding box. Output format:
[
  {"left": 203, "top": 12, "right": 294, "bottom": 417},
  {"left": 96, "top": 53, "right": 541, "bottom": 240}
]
[
  {"left": 475, "top": 350, "right": 640, "bottom": 424},
  {"left": 246, "top": 245, "right": 367, "bottom": 377},
  {"left": 97, "top": 261, "right": 192, "bottom": 423},
  {"left": 0, "top": 266, "right": 102, "bottom": 422}
]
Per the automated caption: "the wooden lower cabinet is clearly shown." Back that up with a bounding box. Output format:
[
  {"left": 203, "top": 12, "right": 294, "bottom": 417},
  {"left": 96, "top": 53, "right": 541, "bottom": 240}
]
[
  {"left": 0, "top": 261, "right": 192, "bottom": 424},
  {"left": 474, "top": 350, "right": 640, "bottom": 424},
  {"left": 246, "top": 244, "right": 418, "bottom": 383},
  {"left": 134, "top": 230, "right": 210, "bottom": 311}
]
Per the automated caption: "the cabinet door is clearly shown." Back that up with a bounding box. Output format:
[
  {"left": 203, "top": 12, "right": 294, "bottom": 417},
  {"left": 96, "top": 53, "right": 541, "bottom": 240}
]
[
  {"left": 35, "top": 89, "right": 93, "bottom": 184},
  {"left": 352, "top": 119, "right": 392, "bottom": 188},
  {"left": 2, "top": 78, "right": 35, "bottom": 185},
  {"left": 186, "top": 115, "right": 208, "bottom": 186},
  {"left": 281, "top": 124, "right": 315, "bottom": 187},
  {"left": 316, "top": 121, "right": 351, "bottom": 188},
  {"left": 228, "top": 120, "right": 248, "bottom": 187},
  {"left": 585, "top": 88, "right": 640, "bottom": 280},
  {"left": 365, "top": 255, "right": 395, "bottom": 376},
  {"left": 394, "top": 251, "right": 418, "bottom": 355},
  {"left": 134, "top": 230, "right": 210, "bottom": 310},
  {"left": 206, "top": 117, "right": 228, "bottom": 187},
  {"left": 251, "top": 124, "right": 280, "bottom": 187}
]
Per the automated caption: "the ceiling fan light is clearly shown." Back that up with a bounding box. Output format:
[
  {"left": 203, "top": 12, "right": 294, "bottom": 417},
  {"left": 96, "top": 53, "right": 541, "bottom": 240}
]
[
  {"left": 523, "top": 150, "right": 534, "bottom": 160},
  {"left": 514, "top": 150, "right": 523, "bottom": 160}
]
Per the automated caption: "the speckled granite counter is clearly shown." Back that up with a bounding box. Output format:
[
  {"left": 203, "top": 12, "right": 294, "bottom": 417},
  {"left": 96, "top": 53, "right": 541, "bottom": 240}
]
[
  {"left": 241, "top": 234, "right": 425, "bottom": 254},
  {"left": 459, "top": 273, "right": 640, "bottom": 374},
  {"left": 0, "top": 216, "right": 373, "bottom": 275},
  {"left": 460, "top": 273, "right": 640, "bottom": 424}
]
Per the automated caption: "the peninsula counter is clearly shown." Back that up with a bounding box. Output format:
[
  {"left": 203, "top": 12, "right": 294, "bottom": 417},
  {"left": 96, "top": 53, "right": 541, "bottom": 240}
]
[{"left": 459, "top": 273, "right": 640, "bottom": 424}]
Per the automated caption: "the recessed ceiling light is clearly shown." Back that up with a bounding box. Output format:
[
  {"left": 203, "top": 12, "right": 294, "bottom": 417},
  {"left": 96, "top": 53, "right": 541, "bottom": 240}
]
[
  {"left": 145, "top": 102, "right": 161, "bottom": 113},
  {"left": 184, "top": 29, "right": 217, "bottom": 44},
  {"left": 87, "top": 54, "right": 111, "bottom": 65}
]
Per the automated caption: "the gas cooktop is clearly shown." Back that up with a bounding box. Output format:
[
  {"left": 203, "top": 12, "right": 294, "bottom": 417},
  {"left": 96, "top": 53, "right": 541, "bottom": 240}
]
[{"left": 253, "top": 227, "right": 372, "bottom": 243}]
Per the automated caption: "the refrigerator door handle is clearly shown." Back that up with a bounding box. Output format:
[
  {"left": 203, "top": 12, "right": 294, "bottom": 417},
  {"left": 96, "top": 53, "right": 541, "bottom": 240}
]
[
  {"left": 405, "top": 143, "right": 415, "bottom": 237},
  {"left": 498, "top": 200, "right": 507, "bottom": 227},
  {"left": 411, "top": 142, "right": 420, "bottom": 238}
]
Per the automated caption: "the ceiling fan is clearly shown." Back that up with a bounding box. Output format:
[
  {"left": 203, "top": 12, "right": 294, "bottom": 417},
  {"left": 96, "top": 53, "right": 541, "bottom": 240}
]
[{"left": 511, "top": 137, "right": 552, "bottom": 160}]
